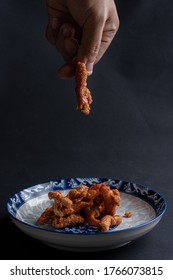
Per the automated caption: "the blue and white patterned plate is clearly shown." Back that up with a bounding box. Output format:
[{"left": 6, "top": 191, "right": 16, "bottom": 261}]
[{"left": 6, "top": 178, "right": 166, "bottom": 251}]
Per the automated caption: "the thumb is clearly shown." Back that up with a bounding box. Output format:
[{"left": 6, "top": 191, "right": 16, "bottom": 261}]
[{"left": 77, "top": 17, "right": 105, "bottom": 75}]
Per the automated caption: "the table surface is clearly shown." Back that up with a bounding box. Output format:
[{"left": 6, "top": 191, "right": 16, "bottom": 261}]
[{"left": 1, "top": 0, "right": 173, "bottom": 260}]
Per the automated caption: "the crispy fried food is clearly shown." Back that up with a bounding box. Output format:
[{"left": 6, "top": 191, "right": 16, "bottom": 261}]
[
  {"left": 36, "top": 183, "right": 122, "bottom": 231},
  {"left": 48, "top": 190, "right": 62, "bottom": 200},
  {"left": 72, "top": 201, "right": 92, "bottom": 213},
  {"left": 53, "top": 196, "right": 73, "bottom": 217},
  {"left": 68, "top": 185, "right": 89, "bottom": 200},
  {"left": 85, "top": 205, "right": 100, "bottom": 227},
  {"left": 124, "top": 211, "right": 132, "bottom": 218},
  {"left": 100, "top": 215, "right": 122, "bottom": 232},
  {"left": 52, "top": 214, "right": 84, "bottom": 229},
  {"left": 101, "top": 184, "right": 120, "bottom": 215},
  {"left": 75, "top": 62, "right": 92, "bottom": 115},
  {"left": 36, "top": 207, "right": 54, "bottom": 225}
]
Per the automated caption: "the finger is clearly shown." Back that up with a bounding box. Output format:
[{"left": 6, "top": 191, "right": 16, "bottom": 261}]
[
  {"left": 50, "top": 17, "right": 60, "bottom": 31},
  {"left": 61, "top": 37, "right": 78, "bottom": 61},
  {"left": 57, "top": 61, "right": 76, "bottom": 79},
  {"left": 46, "top": 19, "right": 59, "bottom": 45},
  {"left": 55, "top": 24, "right": 78, "bottom": 61},
  {"left": 77, "top": 16, "right": 105, "bottom": 75},
  {"left": 95, "top": 16, "right": 119, "bottom": 64}
]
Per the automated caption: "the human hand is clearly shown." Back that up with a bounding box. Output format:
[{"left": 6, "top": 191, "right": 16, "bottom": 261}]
[{"left": 46, "top": 0, "right": 119, "bottom": 78}]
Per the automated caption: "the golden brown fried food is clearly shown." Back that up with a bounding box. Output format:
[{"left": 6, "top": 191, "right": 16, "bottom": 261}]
[
  {"left": 48, "top": 190, "right": 62, "bottom": 200},
  {"left": 101, "top": 184, "right": 120, "bottom": 215},
  {"left": 52, "top": 214, "right": 84, "bottom": 229},
  {"left": 53, "top": 196, "right": 73, "bottom": 217},
  {"left": 100, "top": 215, "right": 122, "bottom": 232},
  {"left": 124, "top": 211, "right": 132, "bottom": 218},
  {"left": 36, "top": 183, "right": 122, "bottom": 231},
  {"left": 36, "top": 207, "right": 54, "bottom": 225},
  {"left": 85, "top": 189, "right": 98, "bottom": 201},
  {"left": 72, "top": 201, "right": 92, "bottom": 213},
  {"left": 68, "top": 185, "right": 89, "bottom": 200},
  {"left": 85, "top": 205, "right": 100, "bottom": 227},
  {"left": 75, "top": 62, "right": 92, "bottom": 115}
]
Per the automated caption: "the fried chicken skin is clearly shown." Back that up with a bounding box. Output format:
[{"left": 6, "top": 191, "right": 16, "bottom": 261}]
[
  {"left": 36, "top": 207, "right": 54, "bottom": 225},
  {"left": 100, "top": 184, "right": 120, "bottom": 215},
  {"left": 85, "top": 205, "right": 100, "bottom": 227},
  {"left": 52, "top": 214, "right": 84, "bottom": 229},
  {"left": 75, "top": 62, "right": 92, "bottom": 115},
  {"left": 36, "top": 183, "right": 123, "bottom": 231},
  {"left": 100, "top": 215, "right": 122, "bottom": 232}
]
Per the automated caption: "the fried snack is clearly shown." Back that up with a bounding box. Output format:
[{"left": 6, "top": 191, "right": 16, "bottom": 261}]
[
  {"left": 48, "top": 190, "right": 62, "bottom": 200},
  {"left": 36, "top": 183, "right": 122, "bottom": 231},
  {"left": 124, "top": 211, "right": 132, "bottom": 218},
  {"left": 53, "top": 197, "right": 73, "bottom": 217},
  {"left": 72, "top": 201, "right": 92, "bottom": 213},
  {"left": 100, "top": 215, "right": 122, "bottom": 232},
  {"left": 75, "top": 61, "right": 92, "bottom": 115},
  {"left": 100, "top": 184, "right": 120, "bottom": 216},
  {"left": 36, "top": 207, "right": 54, "bottom": 225},
  {"left": 67, "top": 185, "right": 89, "bottom": 200},
  {"left": 85, "top": 205, "right": 100, "bottom": 227},
  {"left": 52, "top": 214, "right": 84, "bottom": 229}
]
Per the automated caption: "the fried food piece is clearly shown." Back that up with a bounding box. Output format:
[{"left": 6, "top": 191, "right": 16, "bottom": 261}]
[
  {"left": 68, "top": 185, "right": 89, "bottom": 200},
  {"left": 85, "top": 205, "right": 100, "bottom": 227},
  {"left": 75, "top": 62, "right": 92, "bottom": 115},
  {"left": 85, "top": 189, "right": 98, "bottom": 201},
  {"left": 36, "top": 183, "right": 122, "bottom": 232},
  {"left": 52, "top": 214, "right": 84, "bottom": 229},
  {"left": 101, "top": 184, "right": 120, "bottom": 215},
  {"left": 36, "top": 207, "right": 54, "bottom": 225},
  {"left": 53, "top": 196, "right": 73, "bottom": 217},
  {"left": 124, "top": 211, "right": 132, "bottom": 218},
  {"left": 89, "top": 183, "right": 102, "bottom": 194},
  {"left": 100, "top": 215, "right": 122, "bottom": 232},
  {"left": 72, "top": 201, "right": 92, "bottom": 213},
  {"left": 88, "top": 184, "right": 103, "bottom": 206},
  {"left": 112, "top": 189, "right": 120, "bottom": 196},
  {"left": 48, "top": 190, "right": 62, "bottom": 200}
]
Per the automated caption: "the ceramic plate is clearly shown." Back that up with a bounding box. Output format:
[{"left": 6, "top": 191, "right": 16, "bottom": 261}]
[{"left": 6, "top": 178, "right": 166, "bottom": 252}]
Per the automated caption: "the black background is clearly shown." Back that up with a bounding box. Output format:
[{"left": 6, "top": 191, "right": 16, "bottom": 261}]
[{"left": 0, "top": 0, "right": 173, "bottom": 259}]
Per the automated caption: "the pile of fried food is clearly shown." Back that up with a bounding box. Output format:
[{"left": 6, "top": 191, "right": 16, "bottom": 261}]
[
  {"left": 36, "top": 183, "right": 122, "bottom": 232},
  {"left": 75, "top": 62, "right": 92, "bottom": 115}
]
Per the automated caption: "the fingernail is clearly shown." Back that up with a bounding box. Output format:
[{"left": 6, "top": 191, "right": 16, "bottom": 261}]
[
  {"left": 60, "top": 24, "right": 75, "bottom": 38},
  {"left": 57, "top": 64, "right": 75, "bottom": 79},
  {"left": 64, "top": 38, "right": 78, "bottom": 55},
  {"left": 86, "top": 62, "right": 93, "bottom": 75},
  {"left": 50, "top": 18, "right": 59, "bottom": 30},
  {"left": 62, "top": 27, "right": 71, "bottom": 38}
]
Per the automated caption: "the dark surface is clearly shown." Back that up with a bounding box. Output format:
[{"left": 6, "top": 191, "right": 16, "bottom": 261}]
[{"left": 0, "top": 0, "right": 173, "bottom": 259}]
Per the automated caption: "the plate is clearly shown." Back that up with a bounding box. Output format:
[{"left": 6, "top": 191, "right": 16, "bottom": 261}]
[{"left": 6, "top": 178, "right": 166, "bottom": 252}]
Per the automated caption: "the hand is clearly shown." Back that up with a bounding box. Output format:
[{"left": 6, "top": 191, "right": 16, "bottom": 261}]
[{"left": 46, "top": 0, "right": 119, "bottom": 78}]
